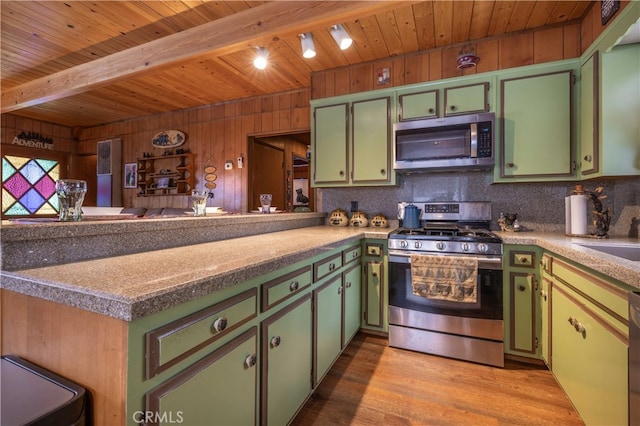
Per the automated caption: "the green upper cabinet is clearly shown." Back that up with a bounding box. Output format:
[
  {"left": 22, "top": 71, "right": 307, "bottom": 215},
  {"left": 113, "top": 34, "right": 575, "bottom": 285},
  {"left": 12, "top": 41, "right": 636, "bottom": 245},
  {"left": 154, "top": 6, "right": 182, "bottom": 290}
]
[
  {"left": 443, "top": 82, "right": 490, "bottom": 116},
  {"left": 579, "top": 51, "right": 599, "bottom": 176},
  {"left": 497, "top": 66, "right": 577, "bottom": 182},
  {"left": 312, "top": 102, "right": 349, "bottom": 185},
  {"left": 397, "top": 79, "right": 492, "bottom": 121},
  {"left": 579, "top": 2, "right": 640, "bottom": 178},
  {"left": 588, "top": 43, "right": 640, "bottom": 177},
  {"left": 398, "top": 89, "right": 438, "bottom": 121},
  {"left": 311, "top": 93, "right": 395, "bottom": 187}
]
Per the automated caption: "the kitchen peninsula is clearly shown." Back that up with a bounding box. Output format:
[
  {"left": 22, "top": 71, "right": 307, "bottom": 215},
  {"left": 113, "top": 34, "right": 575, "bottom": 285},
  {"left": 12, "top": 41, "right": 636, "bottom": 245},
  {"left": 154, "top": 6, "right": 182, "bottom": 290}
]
[
  {"left": 0, "top": 214, "right": 391, "bottom": 425},
  {"left": 2, "top": 214, "right": 640, "bottom": 425}
]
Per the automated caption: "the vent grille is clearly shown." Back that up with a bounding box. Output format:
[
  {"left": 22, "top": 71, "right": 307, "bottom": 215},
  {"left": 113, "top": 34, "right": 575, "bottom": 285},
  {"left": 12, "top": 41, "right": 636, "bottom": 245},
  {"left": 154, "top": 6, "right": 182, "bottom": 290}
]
[{"left": 97, "top": 140, "right": 112, "bottom": 175}]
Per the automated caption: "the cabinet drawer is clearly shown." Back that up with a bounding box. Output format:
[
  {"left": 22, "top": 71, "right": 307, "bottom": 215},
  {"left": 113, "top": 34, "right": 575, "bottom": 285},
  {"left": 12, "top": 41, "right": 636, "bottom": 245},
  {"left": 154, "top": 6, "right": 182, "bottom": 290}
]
[
  {"left": 314, "top": 253, "right": 343, "bottom": 282},
  {"left": 146, "top": 288, "right": 257, "bottom": 378},
  {"left": 509, "top": 251, "right": 535, "bottom": 268},
  {"left": 261, "top": 266, "right": 312, "bottom": 312},
  {"left": 342, "top": 245, "right": 362, "bottom": 265},
  {"left": 552, "top": 257, "right": 629, "bottom": 324},
  {"left": 365, "top": 243, "right": 383, "bottom": 258}
]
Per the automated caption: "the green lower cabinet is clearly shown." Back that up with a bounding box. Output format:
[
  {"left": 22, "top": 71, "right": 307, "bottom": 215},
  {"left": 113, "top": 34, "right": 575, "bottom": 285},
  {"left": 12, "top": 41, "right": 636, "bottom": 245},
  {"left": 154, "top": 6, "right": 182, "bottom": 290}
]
[
  {"left": 509, "top": 272, "right": 536, "bottom": 354},
  {"left": 313, "top": 276, "right": 343, "bottom": 386},
  {"left": 503, "top": 245, "right": 541, "bottom": 359},
  {"left": 343, "top": 263, "right": 362, "bottom": 347},
  {"left": 261, "top": 295, "right": 312, "bottom": 426},
  {"left": 539, "top": 275, "right": 551, "bottom": 366},
  {"left": 552, "top": 283, "right": 628, "bottom": 426},
  {"left": 145, "top": 327, "right": 258, "bottom": 426}
]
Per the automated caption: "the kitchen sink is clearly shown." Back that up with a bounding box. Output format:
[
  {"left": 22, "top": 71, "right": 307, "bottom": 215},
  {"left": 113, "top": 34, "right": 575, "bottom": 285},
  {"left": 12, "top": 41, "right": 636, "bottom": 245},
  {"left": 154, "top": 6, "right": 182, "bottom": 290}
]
[{"left": 577, "top": 243, "right": 640, "bottom": 261}]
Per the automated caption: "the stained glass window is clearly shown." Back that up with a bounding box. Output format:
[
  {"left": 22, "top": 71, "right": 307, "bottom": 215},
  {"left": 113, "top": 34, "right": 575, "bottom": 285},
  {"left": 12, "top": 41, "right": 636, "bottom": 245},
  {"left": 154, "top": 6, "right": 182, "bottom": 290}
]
[{"left": 2, "top": 155, "right": 60, "bottom": 217}]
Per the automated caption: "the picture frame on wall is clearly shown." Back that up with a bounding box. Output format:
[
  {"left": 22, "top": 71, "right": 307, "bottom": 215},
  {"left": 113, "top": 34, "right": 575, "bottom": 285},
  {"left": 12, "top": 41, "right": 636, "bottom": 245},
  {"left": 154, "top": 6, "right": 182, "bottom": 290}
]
[{"left": 124, "top": 163, "right": 137, "bottom": 188}]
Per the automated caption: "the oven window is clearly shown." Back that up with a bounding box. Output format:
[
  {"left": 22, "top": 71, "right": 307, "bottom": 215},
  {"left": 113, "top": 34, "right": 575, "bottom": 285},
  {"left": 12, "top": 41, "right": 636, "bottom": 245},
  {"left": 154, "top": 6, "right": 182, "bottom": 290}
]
[{"left": 389, "top": 261, "right": 503, "bottom": 320}]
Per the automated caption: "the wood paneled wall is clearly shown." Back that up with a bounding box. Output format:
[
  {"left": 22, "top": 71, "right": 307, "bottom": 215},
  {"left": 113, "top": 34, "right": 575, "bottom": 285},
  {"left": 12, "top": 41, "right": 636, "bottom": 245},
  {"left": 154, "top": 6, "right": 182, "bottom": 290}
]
[
  {"left": 311, "top": 21, "right": 583, "bottom": 99},
  {"left": 76, "top": 89, "right": 310, "bottom": 212}
]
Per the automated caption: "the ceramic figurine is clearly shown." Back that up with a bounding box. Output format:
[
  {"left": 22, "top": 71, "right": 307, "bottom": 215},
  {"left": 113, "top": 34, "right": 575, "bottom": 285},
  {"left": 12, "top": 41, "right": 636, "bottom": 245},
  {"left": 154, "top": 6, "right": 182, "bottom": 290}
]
[
  {"left": 370, "top": 213, "right": 389, "bottom": 228},
  {"left": 349, "top": 211, "right": 369, "bottom": 227},
  {"left": 329, "top": 208, "right": 349, "bottom": 227}
]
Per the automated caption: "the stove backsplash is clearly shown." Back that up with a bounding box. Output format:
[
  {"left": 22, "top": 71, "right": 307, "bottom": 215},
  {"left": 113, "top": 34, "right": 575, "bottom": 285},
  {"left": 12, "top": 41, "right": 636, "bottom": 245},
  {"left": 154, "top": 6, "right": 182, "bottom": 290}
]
[{"left": 317, "top": 171, "right": 640, "bottom": 238}]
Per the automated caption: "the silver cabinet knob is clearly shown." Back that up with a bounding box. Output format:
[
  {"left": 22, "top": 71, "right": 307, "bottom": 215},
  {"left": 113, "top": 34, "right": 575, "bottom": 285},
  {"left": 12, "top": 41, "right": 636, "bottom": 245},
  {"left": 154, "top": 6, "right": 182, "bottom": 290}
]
[
  {"left": 245, "top": 354, "right": 257, "bottom": 368},
  {"left": 212, "top": 317, "right": 227, "bottom": 332},
  {"left": 289, "top": 281, "right": 299, "bottom": 292},
  {"left": 270, "top": 336, "right": 281, "bottom": 348}
]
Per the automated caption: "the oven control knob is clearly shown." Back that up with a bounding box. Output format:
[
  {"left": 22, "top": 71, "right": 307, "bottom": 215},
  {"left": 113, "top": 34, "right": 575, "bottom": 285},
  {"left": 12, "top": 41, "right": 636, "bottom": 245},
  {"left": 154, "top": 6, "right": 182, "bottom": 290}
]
[
  {"left": 414, "top": 241, "right": 422, "bottom": 249},
  {"left": 461, "top": 242, "right": 470, "bottom": 252},
  {"left": 477, "top": 243, "right": 488, "bottom": 253},
  {"left": 400, "top": 240, "right": 408, "bottom": 249},
  {"left": 435, "top": 242, "right": 446, "bottom": 251}
]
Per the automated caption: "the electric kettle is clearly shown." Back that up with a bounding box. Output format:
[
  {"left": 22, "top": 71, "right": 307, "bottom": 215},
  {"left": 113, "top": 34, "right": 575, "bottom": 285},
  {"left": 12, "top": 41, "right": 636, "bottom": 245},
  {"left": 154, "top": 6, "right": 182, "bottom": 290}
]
[{"left": 403, "top": 204, "right": 422, "bottom": 228}]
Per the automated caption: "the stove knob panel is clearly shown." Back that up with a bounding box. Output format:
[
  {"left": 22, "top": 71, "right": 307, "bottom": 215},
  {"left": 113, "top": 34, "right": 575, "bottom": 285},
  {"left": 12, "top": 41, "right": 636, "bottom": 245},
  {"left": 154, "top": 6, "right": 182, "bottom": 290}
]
[
  {"left": 461, "top": 242, "right": 470, "bottom": 252},
  {"left": 477, "top": 243, "right": 488, "bottom": 253},
  {"left": 436, "top": 242, "right": 446, "bottom": 251},
  {"left": 414, "top": 241, "right": 422, "bottom": 249}
]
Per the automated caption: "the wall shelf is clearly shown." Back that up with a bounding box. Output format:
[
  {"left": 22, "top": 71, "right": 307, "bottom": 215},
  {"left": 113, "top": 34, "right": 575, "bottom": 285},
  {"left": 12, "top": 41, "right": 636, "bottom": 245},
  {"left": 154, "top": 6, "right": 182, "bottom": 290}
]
[{"left": 137, "top": 153, "right": 194, "bottom": 197}]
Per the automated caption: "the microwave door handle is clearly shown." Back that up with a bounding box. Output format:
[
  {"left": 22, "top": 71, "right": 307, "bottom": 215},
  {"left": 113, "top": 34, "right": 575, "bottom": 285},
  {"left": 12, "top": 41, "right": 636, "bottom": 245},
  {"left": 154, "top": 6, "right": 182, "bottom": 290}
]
[{"left": 470, "top": 122, "right": 478, "bottom": 158}]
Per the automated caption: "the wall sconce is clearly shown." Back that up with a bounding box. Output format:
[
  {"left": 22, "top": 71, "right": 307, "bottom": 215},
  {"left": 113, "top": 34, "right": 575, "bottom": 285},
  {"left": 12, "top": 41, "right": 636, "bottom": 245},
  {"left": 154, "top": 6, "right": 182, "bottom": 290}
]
[
  {"left": 299, "top": 33, "right": 316, "bottom": 59},
  {"left": 330, "top": 24, "right": 352, "bottom": 50},
  {"left": 457, "top": 44, "right": 479, "bottom": 69},
  {"left": 253, "top": 47, "right": 269, "bottom": 69}
]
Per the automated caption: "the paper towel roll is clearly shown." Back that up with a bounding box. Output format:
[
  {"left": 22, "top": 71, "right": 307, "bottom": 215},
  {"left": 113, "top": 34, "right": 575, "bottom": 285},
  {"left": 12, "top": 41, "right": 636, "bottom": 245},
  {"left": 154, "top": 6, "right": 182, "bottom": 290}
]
[
  {"left": 565, "top": 196, "right": 572, "bottom": 234},
  {"left": 570, "top": 194, "right": 587, "bottom": 235}
]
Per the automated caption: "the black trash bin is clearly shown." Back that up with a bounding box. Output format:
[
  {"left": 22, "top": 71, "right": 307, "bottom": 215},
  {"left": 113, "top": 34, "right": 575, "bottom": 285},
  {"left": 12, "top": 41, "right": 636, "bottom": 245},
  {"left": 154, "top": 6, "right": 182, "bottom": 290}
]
[{"left": 1, "top": 355, "right": 87, "bottom": 426}]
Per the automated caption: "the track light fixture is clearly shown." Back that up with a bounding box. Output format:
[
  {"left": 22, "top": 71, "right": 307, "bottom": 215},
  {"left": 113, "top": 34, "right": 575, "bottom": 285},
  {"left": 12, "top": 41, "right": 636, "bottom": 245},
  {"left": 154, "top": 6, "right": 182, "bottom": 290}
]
[
  {"left": 330, "top": 24, "right": 352, "bottom": 50},
  {"left": 299, "top": 33, "right": 316, "bottom": 59},
  {"left": 253, "top": 47, "right": 269, "bottom": 69}
]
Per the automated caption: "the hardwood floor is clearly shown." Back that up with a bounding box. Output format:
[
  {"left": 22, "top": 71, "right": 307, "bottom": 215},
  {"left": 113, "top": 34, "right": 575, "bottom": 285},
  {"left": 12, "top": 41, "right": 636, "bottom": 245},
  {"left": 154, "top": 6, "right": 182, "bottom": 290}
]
[{"left": 292, "top": 333, "right": 583, "bottom": 425}]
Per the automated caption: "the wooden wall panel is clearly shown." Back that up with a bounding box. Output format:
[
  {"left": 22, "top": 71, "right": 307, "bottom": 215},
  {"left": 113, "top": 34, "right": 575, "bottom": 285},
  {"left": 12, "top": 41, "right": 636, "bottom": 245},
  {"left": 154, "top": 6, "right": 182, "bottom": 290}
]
[
  {"left": 499, "top": 33, "right": 534, "bottom": 69},
  {"left": 310, "top": 19, "right": 592, "bottom": 100},
  {"left": 1, "top": 290, "right": 128, "bottom": 426},
  {"left": 534, "top": 27, "right": 565, "bottom": 64}
]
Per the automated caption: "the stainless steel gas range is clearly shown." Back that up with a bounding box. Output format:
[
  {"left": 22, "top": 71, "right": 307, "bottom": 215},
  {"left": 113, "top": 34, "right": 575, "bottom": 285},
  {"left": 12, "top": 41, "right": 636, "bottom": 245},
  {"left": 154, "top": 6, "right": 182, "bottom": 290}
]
[{"left": 388, "top": 201, "right": 504, "bottom": 367}]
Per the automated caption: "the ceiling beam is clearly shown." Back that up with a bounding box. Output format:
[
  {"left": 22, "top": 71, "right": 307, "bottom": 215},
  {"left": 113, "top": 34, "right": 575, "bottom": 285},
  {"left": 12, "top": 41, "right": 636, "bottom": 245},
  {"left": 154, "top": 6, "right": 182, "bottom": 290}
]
[{"left": 1, "top": 1, "right": 409, "bottom": 114}]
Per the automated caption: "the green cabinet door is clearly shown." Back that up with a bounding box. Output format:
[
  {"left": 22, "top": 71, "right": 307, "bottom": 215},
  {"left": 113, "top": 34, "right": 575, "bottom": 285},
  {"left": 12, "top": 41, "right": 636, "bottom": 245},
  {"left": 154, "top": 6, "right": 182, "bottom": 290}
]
[
  {"left": 539, "top": 275, "right": 551, "bottom": 366},
  {"left": 398, "top": 89, "right": 438, "bottom": 121},
  {"left": 552, "top": 284, "right": 628, "bottom": 426},
  {"left": 145, "top": 327, "right": 258, "bottom": 426},
  {"left": 343, "top": 263, "right": 362, "bottom": 347},
  {"left": 261, "top": 295, "right": 312, "bottom": 426},
  {"left": 444, "top": 82, "right": 489, "bottom": 116},
  {"left": 351, "top": 96, "right": 393, "bottom": 184},
  {"left": 499, "top": 70, "right": 575, "bottom": 180},
  {"left": 363, "top": 260, "right": 384, "bottom": 330},
  {"left": 580, "top": 51, "right": 599, "bottom": 176},
  {"left": 312, "top": 103, "right": 349, "bottom": 184},
  {"left": 313, "top": 275, "right": 343, "bottom": 386},
  {"left": 509, "top": 272, "right": 537, "bottom": 355}
]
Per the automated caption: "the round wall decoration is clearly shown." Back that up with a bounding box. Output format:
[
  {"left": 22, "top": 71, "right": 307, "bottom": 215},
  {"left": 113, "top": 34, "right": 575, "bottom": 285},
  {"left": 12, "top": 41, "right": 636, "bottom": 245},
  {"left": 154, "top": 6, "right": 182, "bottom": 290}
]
[{"left": 151, "top": 130, "right": 185, "bottom": 148}]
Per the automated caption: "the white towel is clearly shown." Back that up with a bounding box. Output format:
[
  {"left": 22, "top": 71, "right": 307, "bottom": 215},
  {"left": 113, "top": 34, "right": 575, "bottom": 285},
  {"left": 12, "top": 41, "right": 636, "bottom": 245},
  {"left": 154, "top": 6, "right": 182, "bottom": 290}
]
[{"left": 411, "top": 254, "right": 478, "bottom": 303}]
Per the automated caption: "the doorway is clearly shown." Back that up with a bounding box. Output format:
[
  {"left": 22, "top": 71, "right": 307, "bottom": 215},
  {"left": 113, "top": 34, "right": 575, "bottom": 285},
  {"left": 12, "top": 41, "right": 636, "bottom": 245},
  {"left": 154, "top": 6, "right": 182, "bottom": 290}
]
[{"left": 248, "top": 132, "right": 313, "bottom": 212}]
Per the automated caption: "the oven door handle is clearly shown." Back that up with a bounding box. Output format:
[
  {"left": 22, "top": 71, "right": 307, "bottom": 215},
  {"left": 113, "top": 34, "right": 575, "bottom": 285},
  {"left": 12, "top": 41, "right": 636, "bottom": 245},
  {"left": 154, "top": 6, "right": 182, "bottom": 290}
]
[{"left": 389, "top": 251, "right": 503, "bottom": 270}]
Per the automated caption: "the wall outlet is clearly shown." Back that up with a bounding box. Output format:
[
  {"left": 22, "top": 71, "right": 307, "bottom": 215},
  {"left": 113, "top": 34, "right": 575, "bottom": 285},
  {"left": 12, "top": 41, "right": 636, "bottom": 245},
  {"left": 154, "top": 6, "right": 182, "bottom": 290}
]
[
  {"left": 225, "top": 161, "right": 233, "bottom": 170},
  {"left": 237, "top": 156, "right": 243, "bottom": 169},
  {"left": 350, "top": 201, "right": 358, "bottom": 212}
]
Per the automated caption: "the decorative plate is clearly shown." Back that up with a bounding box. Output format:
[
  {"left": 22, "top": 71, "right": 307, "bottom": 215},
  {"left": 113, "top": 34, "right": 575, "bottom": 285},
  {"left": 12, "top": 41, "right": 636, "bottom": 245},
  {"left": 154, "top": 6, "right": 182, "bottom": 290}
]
[{"left": 152, "top": 130, "right": 185, "bottom": 148}]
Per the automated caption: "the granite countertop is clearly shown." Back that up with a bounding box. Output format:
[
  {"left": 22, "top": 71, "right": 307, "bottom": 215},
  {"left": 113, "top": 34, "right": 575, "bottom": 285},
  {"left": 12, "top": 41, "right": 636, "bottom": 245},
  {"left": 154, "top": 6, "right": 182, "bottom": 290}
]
[
  {"left": 0, "top": 226, "right": 391, "bottom": 321},
  {"left": 2, "top": 222, "right": 638, "bottom": 323},
  {"left": 498, "top": 231, "right": 640, "bottom": 289}
]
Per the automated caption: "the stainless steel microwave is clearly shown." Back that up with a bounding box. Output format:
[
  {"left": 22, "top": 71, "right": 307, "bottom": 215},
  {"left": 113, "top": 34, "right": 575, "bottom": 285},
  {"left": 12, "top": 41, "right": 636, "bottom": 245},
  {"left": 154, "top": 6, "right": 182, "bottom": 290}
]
[{"left": 393, "top": 112, "right": 495, "bottom": 172}]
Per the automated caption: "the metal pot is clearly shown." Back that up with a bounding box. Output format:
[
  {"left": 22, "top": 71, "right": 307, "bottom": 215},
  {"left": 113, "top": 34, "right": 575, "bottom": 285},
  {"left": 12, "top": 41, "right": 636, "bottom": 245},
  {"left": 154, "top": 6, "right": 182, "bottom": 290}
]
[{"left": 403, "top": 204, "right": 422, "bottom": 228}]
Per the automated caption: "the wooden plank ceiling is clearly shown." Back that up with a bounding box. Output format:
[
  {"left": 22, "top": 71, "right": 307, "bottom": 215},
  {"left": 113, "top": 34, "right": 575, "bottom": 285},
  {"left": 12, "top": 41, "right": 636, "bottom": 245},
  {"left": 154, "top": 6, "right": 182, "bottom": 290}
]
[{"left": 0, "top": 1, "right": 593, "bottom": 128}]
